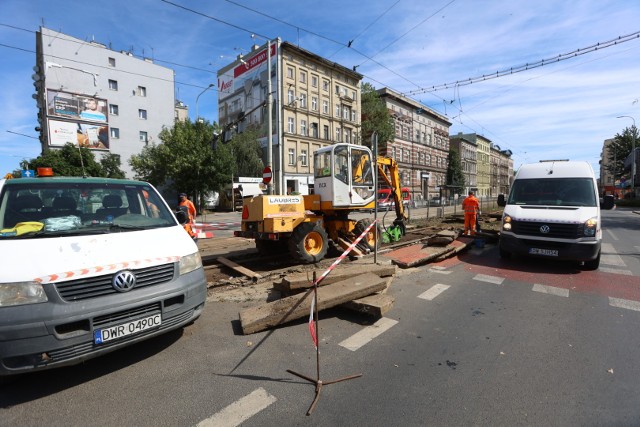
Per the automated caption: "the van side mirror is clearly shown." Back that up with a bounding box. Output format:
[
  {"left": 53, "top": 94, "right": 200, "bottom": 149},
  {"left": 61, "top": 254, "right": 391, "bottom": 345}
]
[
  {"left": 601, "top": 194, "right": 614, "bottom": 210},
  {"left": 497, "top": 194, "right": 506, "bottom": 207},
  {"left": 175, "top": 208, "right": 188, "bottom": 224}
]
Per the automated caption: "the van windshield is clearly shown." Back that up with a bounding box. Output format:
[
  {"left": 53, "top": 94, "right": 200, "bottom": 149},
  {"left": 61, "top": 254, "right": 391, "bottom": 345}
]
[
  {"left": 0, "top": 180, "right": 176, "bottom": 239},
  {"left": 508, "top": 178, "right": 596, "bottom": 207}
]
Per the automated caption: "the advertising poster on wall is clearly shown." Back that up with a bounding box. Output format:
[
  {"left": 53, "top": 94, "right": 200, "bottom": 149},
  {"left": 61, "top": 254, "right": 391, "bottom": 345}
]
[
  {"left": 45, "top": 89, "right": 110, "bottom": 150},
  {"left": 48, "top": 119, "right": 110, "bottom": 150}
]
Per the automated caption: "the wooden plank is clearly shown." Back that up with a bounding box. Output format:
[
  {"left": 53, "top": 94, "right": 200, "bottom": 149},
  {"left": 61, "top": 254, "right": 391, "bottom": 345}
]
[
  {"left": 239, "top": 272, "right": 387, "bottom": 334},
  {"left": 276, "top": 264, "right": 396, "bottom": 291},
  {"left": 217, "top": 256, "right": 262, "bottom": 280},
  {"left": 342, "top": 293, "right": 395, "bottom": 317}
]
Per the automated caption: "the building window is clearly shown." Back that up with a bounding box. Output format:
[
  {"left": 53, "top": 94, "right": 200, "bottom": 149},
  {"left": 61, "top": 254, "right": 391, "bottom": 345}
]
[
  {"left": 137, "top": 86, "right": 147, "bottom": 97},
  {"left": 351, "top": 110, "right": 357, "bottom": 122},
  {"left": 108, "top": 57, "right": 116, "bottom": 67},
  {"left": 299, "top": 93, "right": 307, "bottom": 108},
  {"left": 109, "top": 104, "right": 119, "bottom": 115},
  {"left": 288, "top": 148, "right": 295, "bottom": 165},
  {"left": 110, "top": 128, "right": 120, "bottom": 139},
  {"left": 335, "top": 127, "right": 341, "bottom": 142},
  {"left": 300, "top": 120, "right": 307, "bottom": 136},
  {"left": 322, "top": 100, "right": 329, "bottom": 114},
  {"left": 288, "top": 89, "right": 295, "bottom": 105},
  {"left": 311, "top": 122, "right": 319, "bottom": 138},
  {"left": 287, "top": 67, "right": 294, "bottom": 79},
  {"left": 288, "top": 117, "right": 295, "bottom": 133},
  {"left": 323, "top": 125, "right": 329, "bottom": 140},
  {"left": 108, "top": 79, "right": 118, "bottom": 90},
  {"left": 300, "top": 71, "right": 307, "bottom": 84},
  {"left": 323, "top": 80, "right": 329, "bottom": 91},
  {"left": 345, "top": 128, "right": 352, "bottom": 143},
  {"left": 301, "top": 149, "right": 308, "bottom": 166},
  {"left": 139, "top": 131, "right": 148, "bottom": 143},
  {"left": 311, "top": 96, "right": 318, "bottom": 111},
  {"left": 335, "top": 104, "right": 340, "bottom": 118},
  {"left": 138, "top": 109, "right": 147, "bottom": 120},
  {"left": 311, "top": 75, "right": 318, "bottom": 88}
]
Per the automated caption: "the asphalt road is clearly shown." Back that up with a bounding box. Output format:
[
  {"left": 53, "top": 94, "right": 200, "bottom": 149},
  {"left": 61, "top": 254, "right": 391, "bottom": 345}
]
[{"left": 2, "top": 207, "right": 639, "bottom": 426}]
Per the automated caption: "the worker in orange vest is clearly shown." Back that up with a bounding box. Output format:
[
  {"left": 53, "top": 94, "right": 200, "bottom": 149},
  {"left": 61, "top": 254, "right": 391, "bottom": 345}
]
[
  {"left": 179, "top": 193, "right": 197, "bottom": 240},
  {"left": 462, "top": 191, "right": 480, "bottom": 236}
]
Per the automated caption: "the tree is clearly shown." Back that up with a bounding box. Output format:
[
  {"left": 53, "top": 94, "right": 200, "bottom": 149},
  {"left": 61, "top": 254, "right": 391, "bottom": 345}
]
[
  {"left": 360, "top": 82, "right": 394, "bottom": 150},
  {"left": 225, "top": 126, "right": 264, "bottom": 177},
  {"left": 605, "top": 125, "right": 637, "bottom": 182},
  {"left": 446, "top": 147, "right": 465, "bottom": 190},
  {"left": 130, "top": 119, "right": 231, "bottom": 207},
  {"left": 25, "top": 143, "right": 125, "bottom": 178}
]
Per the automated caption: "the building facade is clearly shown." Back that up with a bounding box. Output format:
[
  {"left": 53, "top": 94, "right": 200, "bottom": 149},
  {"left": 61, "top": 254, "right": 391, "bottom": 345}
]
[
  {"left": 34, "top": 28, "right": 176, "bottom": 178},
  {"left": 376, "top": 88, "right": 451, "bottom": 202},
  {"left": 449, "top": 132, "right": 477, "bottom": 194},
  {"left": 490, "top": 143, "right": 512, "bottom": 196},
  {"left": 217, "top": 40, "right": 362, "bottom": 195}
]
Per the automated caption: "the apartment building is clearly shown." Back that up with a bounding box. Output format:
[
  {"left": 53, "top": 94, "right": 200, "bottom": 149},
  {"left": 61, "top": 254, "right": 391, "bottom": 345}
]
[
  {"left": 490, "top": 143, "right": 513, "bottom": 196},
  {"left": 449, "top": 132, "right": 478, "bottom": 194},
  {"left": 34, "top": 27, "right": 175, "bottom": 178},
  {"left": 217, "top": 40, "right": 362, "bottom": 195},
  {"left": 376, "top": 88, "right": 451, "bottom": 201}
]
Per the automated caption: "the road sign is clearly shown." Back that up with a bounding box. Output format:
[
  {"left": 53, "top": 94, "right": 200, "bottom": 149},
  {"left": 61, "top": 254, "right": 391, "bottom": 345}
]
[{"left": 262, "top": 166, "right": 272, "bottom": 184}]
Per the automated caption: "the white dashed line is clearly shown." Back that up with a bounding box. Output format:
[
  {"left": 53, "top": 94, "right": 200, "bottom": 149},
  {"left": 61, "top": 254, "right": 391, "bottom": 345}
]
[
  {"left": 532, "top": 283, "right": 569, "bottom": 297},
  {"left": 606, "top": 229, "right": 619, "bottom": 241},
  {"left": 473, "top": 274, "right": 505, "bottom": 285},
  {"left": 418, "top": 284, "right": 450, "bottom": 301},
  {"left": 339, "top": 317, "right": 398, "bottom": 351},
  {"left": 196, "top": 387, "right": 277, "bottom": 427},
  {"left": 609, "top": 297, "right": 640, "bottom": 312},
  {"left": 600, "top": 243, "right": 626, "bottom": 267},
  {"left": 598, "top": 267, "right": 633, "bottom": 276}
]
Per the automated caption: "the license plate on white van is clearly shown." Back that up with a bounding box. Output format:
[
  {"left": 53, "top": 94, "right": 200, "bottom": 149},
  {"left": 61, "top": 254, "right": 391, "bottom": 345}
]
[
  {"left": 94, "top": 314, "right": 162, "bottom": 344},
  {"left": 529, "top": 248, "right": 558, "bottom": 257}
]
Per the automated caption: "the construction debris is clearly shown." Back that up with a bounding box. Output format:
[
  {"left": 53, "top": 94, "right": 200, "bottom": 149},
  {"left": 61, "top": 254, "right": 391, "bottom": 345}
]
[
  {"left": 275, "top": 264, "right": 396, "bottom": 293},
  {"left": 217, "top": 257, "right": 263, "bottom": 281}
]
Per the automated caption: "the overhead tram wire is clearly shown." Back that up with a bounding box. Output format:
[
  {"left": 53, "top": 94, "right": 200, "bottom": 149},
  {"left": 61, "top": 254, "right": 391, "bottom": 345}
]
[{"left": 407, "top": 30, "right": 640, "bottom": 96}]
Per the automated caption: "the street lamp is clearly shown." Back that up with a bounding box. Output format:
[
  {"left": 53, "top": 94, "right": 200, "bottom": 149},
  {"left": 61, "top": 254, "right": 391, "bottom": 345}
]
[
  {"left": 195, "top": 83, "right": 215, "bottom": 122},
  {"left": 252, "top": 34, "right": 274, "bottom": 194},
  {"left": 617, "top": 115, "right": 636, "bottom": 195}
]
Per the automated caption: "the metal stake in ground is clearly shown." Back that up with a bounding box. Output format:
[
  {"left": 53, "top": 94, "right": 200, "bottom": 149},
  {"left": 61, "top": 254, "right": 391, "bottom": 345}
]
[{"left": 286, "top": 271, "right": 362, "bottom": 415}]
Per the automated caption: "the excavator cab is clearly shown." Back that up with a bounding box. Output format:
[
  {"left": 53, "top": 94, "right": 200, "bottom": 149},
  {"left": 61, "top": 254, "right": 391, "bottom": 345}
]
[{"left": 313, "top": 144, "right": 376, "bottom": 209}]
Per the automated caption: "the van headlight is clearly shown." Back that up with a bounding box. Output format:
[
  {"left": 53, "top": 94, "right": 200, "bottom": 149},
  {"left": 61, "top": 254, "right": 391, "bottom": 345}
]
[
  {"left": 502, "top": 215, "right": 512, "bottom": 231},
  {"left": 0, "top": 282, "right": 48, "bottom": 307},
  {"left": 584, "top": 217, "right": 598, "bottom": 237},
  {"left": 179, "top": 252, "right": 203, "bottom": 275}
]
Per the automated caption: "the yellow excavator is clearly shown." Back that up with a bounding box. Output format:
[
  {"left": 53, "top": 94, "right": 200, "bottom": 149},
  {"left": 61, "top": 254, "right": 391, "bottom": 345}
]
[{"left": 234, "top": 143, "right": 409, "bottom": 263}]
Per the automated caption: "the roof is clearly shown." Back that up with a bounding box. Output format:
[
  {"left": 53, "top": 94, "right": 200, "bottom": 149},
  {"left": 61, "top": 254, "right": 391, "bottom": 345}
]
[{"left": 516, "top": 161, "right": 595, "bottom": 179}]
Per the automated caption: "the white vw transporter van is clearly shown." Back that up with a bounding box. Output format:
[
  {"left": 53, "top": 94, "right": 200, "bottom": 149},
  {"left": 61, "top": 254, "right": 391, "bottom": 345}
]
[
  {"left": 497, "top": 160, "right": 601, "bottom": 270},
  {"left": 0, "top": 171, "right": 206, "bottom": 376}
]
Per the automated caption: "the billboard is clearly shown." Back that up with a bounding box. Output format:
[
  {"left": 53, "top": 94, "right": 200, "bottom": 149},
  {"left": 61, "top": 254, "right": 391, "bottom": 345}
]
[{"left": 45, "top": 89, "right": 109, "bottom": 150}]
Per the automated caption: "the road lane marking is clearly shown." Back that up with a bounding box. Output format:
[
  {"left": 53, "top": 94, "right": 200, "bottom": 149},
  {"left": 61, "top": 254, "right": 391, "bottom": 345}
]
[
  {"left": 532, "top": 283, "right": 569, "bottom": 297},
  {"left": 598, "top": 267, "right": 633, "bottom": 275},
  {"left": 196, "top": 387, "right": 277, "bottom": 427},
  {"left": 600, "top": 243, "right": 626, "bottom": 267},
  {"left": 609, "top": 297, "right": 640, "bottom": 312},
  {"left": 473, "top": 274, "right": 504, "bottom": 285},
  {"left": 339, "top": 317, "right": 398, "bottom": 351},
  {"left": 606, "top": 229, "right": 619, "bottom": 241},
  {"left": 418, "top": 284, "right": 450, "bottom": 301},
  {"left": 429, "top": 267, "right": 452, "bottom": 275}
]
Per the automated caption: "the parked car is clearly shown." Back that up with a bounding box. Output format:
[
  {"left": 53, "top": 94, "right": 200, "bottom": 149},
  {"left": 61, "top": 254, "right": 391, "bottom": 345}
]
[{"left": 377, "top": 187, "right": 411, "bottom": 209}]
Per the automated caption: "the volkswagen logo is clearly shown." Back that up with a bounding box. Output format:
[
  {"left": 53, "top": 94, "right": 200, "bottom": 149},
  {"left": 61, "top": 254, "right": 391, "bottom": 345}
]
[
  {"left": 112, "top": 270, "right": 136, "bottom": 292},
  {"left": 539, "top": 225, "right": 550, "bottom": 234}
]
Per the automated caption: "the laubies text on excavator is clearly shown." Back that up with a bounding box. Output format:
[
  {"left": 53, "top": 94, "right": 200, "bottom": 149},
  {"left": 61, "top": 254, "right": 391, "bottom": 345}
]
[{"left": 234, "top": 143, "right": 409, "bottom": 263}]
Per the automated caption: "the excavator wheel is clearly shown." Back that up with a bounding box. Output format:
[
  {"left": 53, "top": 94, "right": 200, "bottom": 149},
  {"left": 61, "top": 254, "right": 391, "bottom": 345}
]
[
  {"left": 288, "top": 222, "right": 329, "bottom": 264},
  {"left": 354, "top": 218, "right": 382, "bottom": 252}
]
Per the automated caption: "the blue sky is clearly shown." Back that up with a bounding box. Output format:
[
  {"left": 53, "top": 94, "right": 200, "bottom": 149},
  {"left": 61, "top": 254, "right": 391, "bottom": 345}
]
[{"left": 1, "top": 0, "right": 639, "bottom": 177}]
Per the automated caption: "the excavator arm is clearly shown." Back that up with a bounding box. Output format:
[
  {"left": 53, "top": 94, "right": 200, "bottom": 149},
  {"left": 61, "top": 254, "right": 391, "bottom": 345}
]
[{"left": 376, "top": 156, "right": 409, "bottom": 234}]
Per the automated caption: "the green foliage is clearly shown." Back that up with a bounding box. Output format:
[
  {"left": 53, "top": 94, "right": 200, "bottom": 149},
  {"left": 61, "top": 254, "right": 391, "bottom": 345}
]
[
  {"left": 26, "top": 143, "right": 125, "bottom": 178},
  {"left": 129, "top": 119, "right": 231, "bottom": 203},
  {"left": 446, "top": 148, "right": 465, "bottom": 189},
  {"left": 360, "top": 82, "right": 394, "bottom": 149},
  {"left": 605, "top": 125, "right": 637, "bottom": 180},
  {"left": 225, "top": 126, "right": 264, "bottom": 177}
]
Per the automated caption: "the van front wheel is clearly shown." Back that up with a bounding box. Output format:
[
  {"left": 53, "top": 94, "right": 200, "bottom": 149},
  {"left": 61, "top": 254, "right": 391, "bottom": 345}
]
[{"left": 583, "top": 251, "right": 600, "bottom": 271}]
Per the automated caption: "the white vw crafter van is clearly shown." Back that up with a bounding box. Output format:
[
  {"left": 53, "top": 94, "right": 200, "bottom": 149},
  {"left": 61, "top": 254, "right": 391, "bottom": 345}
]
[
  {"left": 497, "top": 160, "right": 601, "bottom": 270},
  {"left": 0, "top": 171, "right": 206, "bottom": 376}
]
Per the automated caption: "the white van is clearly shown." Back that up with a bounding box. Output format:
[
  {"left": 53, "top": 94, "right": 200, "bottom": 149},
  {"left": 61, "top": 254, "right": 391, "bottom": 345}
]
[
  {"left": 497, "top": 160, "right": 601, "bottom": 270},
  {"left": 0, "top": 171, "right": 206, "bottom": 376}
]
